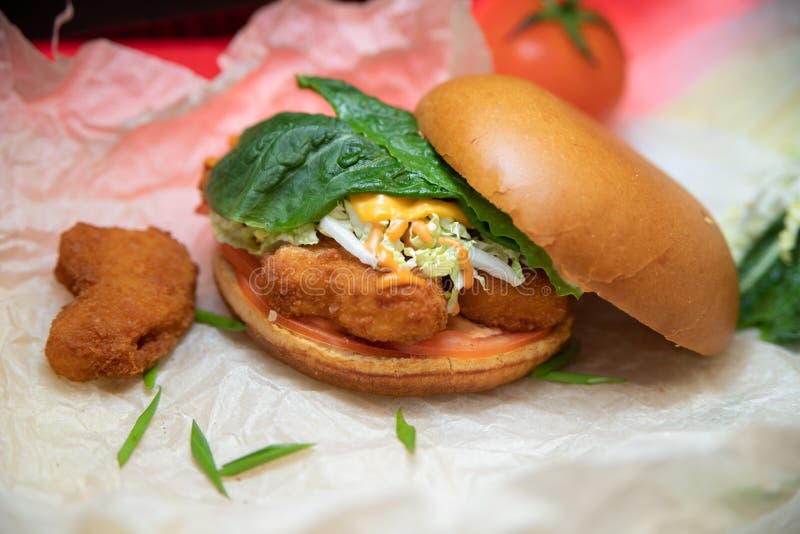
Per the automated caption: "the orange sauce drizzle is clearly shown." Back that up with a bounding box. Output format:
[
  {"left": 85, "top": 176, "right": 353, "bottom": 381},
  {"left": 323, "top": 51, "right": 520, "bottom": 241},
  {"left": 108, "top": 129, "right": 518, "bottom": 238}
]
[
  {"left": 376, "top": 246, "right": 399, "bottom": 271},
  {"left": 385, "top": 219, "right": 409, "bottom": 242},
  {"left": 365, "top": 223, "right": 383, "bottom": 254},
  {"left": 365, "top": 222, "right": 426, "bottom": 287},
  {"left": 410, "top": 220, "right": 434, "bottom": 245},
  {"left": 438, "top": 236, "right": 474, "bottom": 290},
  {"left": 377, "top": 271, "right": 429, "bottom": 290}
]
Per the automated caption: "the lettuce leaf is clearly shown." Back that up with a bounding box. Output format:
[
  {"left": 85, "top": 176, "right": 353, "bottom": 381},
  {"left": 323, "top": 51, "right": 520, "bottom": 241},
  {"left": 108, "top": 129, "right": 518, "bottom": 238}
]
[
  {"left": 297, "top": 76, "right": 578, "bottom": 297},
  {"left": 206, "top": 78, "right": 580, "bottom": 297},
  {"left": 206, "top": 112, "right": 449, "bottom": 231},
  {"left": 738, "top": 211, "right": 800, "bottom": 345}
]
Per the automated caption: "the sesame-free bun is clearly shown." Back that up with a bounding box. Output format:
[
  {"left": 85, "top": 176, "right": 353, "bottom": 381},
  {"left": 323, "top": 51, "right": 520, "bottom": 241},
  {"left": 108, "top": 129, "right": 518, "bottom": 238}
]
[
  {"left": 214, "top": 251, "right": 572, "bottom": 396},
  {"left": 415, "top": 75, "right": 738, "bottom": 355}
]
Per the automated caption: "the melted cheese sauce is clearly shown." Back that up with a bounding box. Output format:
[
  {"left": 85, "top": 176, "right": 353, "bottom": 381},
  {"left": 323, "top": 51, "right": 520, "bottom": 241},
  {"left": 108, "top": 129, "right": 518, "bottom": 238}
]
[{"left": 350, "top": 194, "right": 469, "bottom": 225}]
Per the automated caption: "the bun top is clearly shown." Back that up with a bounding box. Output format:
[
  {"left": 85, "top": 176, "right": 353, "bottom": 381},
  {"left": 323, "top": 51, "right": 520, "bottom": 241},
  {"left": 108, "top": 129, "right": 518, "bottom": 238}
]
[{"left": 415, "top": 75, "right": 738, "bottom": 355}]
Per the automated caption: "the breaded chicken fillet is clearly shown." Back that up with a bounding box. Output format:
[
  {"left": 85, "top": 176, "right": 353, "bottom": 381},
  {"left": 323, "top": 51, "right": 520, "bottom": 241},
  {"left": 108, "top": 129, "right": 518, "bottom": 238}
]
[
  {"left": 260, "top": 238, "right": 448, "bottom": 343},
  {"left": 459, "top": 270, "right": 568, "bottom": 332},
  {"left": 45, "top": 223, "right": 197, "bottom": 381}
]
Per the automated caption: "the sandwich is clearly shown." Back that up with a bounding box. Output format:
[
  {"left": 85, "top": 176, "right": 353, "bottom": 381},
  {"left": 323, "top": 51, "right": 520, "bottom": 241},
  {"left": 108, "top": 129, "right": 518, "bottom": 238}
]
[{"left": 199, "top": 74, "right": 738, "bottom": 396}]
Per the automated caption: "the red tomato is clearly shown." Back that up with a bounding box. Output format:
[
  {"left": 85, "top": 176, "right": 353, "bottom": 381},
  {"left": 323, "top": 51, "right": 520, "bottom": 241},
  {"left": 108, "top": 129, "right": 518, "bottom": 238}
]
[{"left": 473, "top": 0, "right": 626, "bottom": 120}]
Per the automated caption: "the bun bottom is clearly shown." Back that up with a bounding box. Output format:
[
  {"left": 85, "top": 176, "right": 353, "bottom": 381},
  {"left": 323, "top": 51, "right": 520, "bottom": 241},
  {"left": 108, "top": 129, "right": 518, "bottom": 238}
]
[{"left": 214, "top": 251, "right": 573, "bottom": 396}]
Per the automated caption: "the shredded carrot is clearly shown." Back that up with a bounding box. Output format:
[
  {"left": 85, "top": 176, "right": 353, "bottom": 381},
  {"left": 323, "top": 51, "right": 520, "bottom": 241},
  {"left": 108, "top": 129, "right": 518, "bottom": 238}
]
[
  {"left": 204, "top": 157, "right": 219, "bottom": 169},
  {"left": 228, "top": 135, "right": 240, "bottom": 147}
]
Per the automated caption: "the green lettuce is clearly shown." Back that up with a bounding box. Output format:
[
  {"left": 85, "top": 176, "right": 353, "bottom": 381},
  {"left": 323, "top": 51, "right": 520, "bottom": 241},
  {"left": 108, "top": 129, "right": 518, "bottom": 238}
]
[
  {"left": 738, "top": 210, "right": 800, "bottom": 345},
  {"left": 205, "top": 76, "right": 580, "bottom": 297}
]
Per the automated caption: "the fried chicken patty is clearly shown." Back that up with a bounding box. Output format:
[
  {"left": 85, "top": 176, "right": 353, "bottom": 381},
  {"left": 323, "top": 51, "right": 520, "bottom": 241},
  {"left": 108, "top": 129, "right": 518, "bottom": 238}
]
[
  {"left": 260, "top": 238, "right": 448, "bottom": 343},
  {"left": 459, "top": 270, "right": 569, "bottom": 331},
  {"left": 45, "top": 223, "right": 197, "bottom": 381}
]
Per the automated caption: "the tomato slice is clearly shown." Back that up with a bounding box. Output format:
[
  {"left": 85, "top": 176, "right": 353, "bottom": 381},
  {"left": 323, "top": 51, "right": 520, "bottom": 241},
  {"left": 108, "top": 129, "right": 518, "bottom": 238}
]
[{"left": 220, "top": 244, "right": 550, "bottom": 359}]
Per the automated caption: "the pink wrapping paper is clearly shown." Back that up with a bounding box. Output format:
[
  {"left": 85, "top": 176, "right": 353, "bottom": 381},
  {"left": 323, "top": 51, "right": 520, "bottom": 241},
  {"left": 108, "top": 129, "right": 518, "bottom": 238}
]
[{"left": 2, "top": 1, "right": 799, "bottom": 532}]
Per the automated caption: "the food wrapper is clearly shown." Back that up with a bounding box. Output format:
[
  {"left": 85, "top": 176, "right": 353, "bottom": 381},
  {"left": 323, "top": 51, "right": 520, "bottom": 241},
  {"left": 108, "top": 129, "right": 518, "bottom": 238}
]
[{"left": 1, "top": 0, "right": 799, "bottom": 532}]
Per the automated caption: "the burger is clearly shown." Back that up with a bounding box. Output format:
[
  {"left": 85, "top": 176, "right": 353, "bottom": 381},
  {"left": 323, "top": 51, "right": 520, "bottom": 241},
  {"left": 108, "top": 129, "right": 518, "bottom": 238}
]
[{"left": 200, "top": 74, "right": 738, "bottom": 396}]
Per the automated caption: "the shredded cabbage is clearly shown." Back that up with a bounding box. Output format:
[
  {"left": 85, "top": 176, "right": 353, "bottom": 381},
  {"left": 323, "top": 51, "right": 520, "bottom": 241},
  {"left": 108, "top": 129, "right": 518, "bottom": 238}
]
[
  {"left": 722, "top": 169, "right": 800, "bottom": 262},
  {"left": 210, "top": 211, "right": 318, "bottom": 254},
  {"left": 317, "top": 201, "right": 527, "bottom": 312}
]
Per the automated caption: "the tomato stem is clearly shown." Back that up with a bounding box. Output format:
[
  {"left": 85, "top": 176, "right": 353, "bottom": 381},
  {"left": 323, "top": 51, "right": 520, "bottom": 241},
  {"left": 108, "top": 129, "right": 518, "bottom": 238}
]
[{"left": 511, "top": 0, "right": 606, "bottom": 63}]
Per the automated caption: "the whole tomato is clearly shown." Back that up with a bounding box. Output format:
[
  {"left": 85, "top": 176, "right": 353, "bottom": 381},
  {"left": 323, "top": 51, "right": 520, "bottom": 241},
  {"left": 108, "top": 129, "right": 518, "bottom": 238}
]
[{"left": 473, "top": 0, "right": 625, "bottom": 120}]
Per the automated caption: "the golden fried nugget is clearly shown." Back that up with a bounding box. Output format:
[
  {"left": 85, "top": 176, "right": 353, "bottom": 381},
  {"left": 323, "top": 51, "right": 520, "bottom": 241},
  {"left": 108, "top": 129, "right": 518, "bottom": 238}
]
[
  {"left": 459, "top": 270, "right": 569, "bottom": 332},
  {"left": 260, "top": 238, "right": 448, "bottom": 343},
  {"left": 45, "top": 223, "right": 197, "bottom": 381}
]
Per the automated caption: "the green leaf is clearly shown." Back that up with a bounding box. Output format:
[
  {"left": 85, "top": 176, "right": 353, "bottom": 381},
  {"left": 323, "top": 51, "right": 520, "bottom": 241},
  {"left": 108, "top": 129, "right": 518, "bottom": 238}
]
[
  {"left": 190, "top": 420, "right": 228, "bottom": 498},
  {"left": 296, "top": 76, "right": 581, "bottom": 298},
  {"left": 529, "top": 340, "right": 579, "bottom": 378},
  {"left": 206, "top": 112, "right": 449, "bottom": 233},
  {"left": 737, "top": 211, "right": 800, "bottom": 344},
  {"left": 195, "top": 308, "right": 246, "bottom": 331},
  {"left": 536, "top": 371, "right": 625, "bottom": 385},
  {"left": 117, "top": 387, "right": 161, "bottom": 467},
  {"left": 142, "top": 362, "right": 158, "bottom": 389},
  {"left": 219, "top": 443, "right": 313, "bottom": 477},
  {"left": 396, "top": 408, "right": 416, "bottom": 454}
]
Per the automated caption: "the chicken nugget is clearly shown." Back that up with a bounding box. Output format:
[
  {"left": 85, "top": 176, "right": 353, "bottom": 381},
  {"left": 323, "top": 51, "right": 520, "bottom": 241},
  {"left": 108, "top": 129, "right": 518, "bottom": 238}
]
[
  {"left": 261, "top": 238, "right": 448, "bottom": 343},
  {"left": 459, "top": 270, "right": 569, "bottom": 332},
  {"left": 45, "top": 223, "right": 197, "bottom": 381}
]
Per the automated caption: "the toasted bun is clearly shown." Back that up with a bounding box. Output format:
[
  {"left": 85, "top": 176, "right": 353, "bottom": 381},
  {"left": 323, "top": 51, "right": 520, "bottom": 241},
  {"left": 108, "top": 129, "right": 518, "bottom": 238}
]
[
  {"left": 214, "top": 251, "right": 572, "bottom": 396},
  {"left": 415, "top": 75, "right": 738, "bottom": 355}
]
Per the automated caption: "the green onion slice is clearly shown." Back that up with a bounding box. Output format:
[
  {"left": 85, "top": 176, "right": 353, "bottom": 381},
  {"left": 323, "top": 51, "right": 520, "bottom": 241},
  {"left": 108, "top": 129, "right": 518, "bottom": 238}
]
[
  {"left": 529, "top": 340, "right": 579, "bottom": 378},
  {"left": 142, "top": 362, "right": 158, "bottom": 388},
  {"left": 530, "top": 340, "right": 625, "bottom": 384},
  {"left": 190, "top": 420, "right": 228, "bottom": 498},
  {"left": 536, "top": 371, "right": 626, "bottom": 385},
  {"left": 117, "top": 387, "right": 161, "bottom": 467},
  {"left": 195, "top": 309, "right": 246, "bottom": 331},
  {"left": 219, "top": 443, "right": 313, "bottom": 477},
  {"left": 396, "top": 408, "right": 416, "bottom": 454}
]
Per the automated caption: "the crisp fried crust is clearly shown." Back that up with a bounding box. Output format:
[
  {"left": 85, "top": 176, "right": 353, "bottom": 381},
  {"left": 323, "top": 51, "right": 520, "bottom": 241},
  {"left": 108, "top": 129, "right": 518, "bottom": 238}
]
[
  {"left": 261, "top": 238, "right": 449, "bottom": 343},
  {"left": 460, "top": 270, "right": 569, "bottom": 332},
  {"left": 45, "top": 223, "right": 197, "bottom": 381}
]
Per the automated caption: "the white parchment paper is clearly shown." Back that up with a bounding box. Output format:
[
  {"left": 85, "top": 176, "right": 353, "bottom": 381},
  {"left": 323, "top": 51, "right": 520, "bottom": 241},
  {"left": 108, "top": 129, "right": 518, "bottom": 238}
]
[{"left": 1, "top": 1, "right": 799, "bottom": 533}]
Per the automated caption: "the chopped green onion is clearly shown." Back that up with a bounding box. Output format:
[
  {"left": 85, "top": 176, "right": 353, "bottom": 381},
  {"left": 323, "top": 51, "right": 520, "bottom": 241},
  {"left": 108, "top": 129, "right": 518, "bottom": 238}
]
[
  {"left": 117, "top": 387, "right": 161, "bottom": 467},
  {"left": 531, "top": 340, "right": 625, "bottom": 384},
  {"left": 396, "top": 408, "right": 416, "bottom": 454},
  {"left": 219, "top": 443, "right": 313, "bottom": 477},
  {"left": 529, "top": 340, "right": 579, "bottom": 378},
  {"left": 190, "top": 420, "right": 228, "bottom": 498},
  {"left": 536, "top": 371, "right": 626, "bottom": 385},
  {"left": 142, "top": 362, "right": 158, "bottom": 389},
  {"left": 195, "top": 309, "right": 246, "bottom": 331}
]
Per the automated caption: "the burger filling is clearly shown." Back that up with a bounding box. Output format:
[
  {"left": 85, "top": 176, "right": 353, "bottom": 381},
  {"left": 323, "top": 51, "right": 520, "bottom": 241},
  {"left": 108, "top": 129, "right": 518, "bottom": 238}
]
[{"left": 202, "top": 76, "right": 576, "bottom": 345}]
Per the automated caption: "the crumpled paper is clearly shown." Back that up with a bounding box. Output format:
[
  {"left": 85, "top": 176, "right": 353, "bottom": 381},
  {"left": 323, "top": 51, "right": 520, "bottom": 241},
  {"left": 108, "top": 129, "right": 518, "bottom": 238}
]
[{"left": 1, "top": 1, "right": 799, "bottom": 533}]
